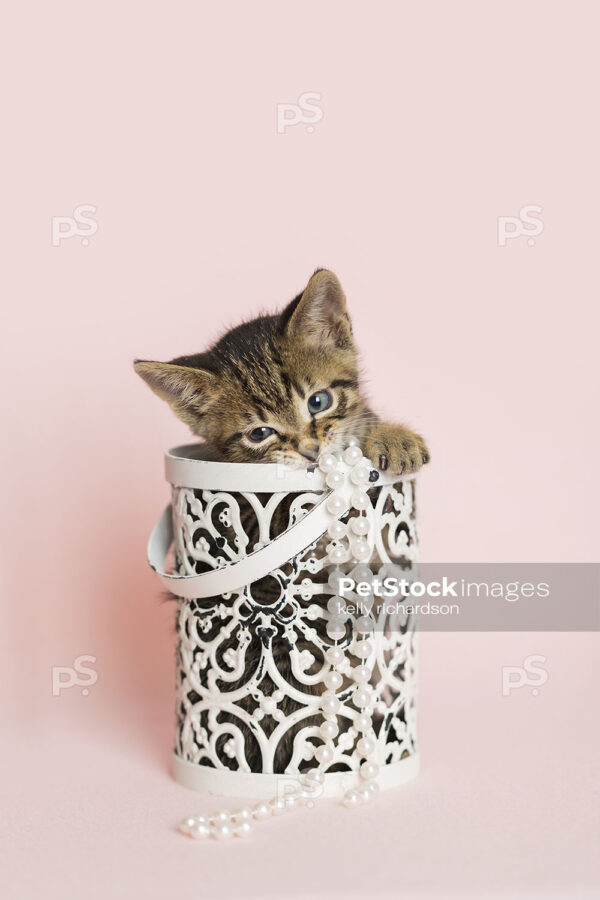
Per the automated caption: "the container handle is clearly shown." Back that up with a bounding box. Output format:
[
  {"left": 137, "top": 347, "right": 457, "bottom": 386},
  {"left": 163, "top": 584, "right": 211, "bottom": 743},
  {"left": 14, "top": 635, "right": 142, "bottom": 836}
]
[{"left": 147, "top": 494, "right": 347, "bottom": 599}]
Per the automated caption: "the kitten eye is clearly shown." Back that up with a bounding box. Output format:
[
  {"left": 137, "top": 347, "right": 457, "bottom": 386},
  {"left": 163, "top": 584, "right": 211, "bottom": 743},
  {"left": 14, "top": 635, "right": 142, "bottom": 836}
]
[
  {"left": 307, "top": 390, "right": 332, "bottom": 415},
  {"left": 248, "top": 426, "right": 277, "bottom": 443}
]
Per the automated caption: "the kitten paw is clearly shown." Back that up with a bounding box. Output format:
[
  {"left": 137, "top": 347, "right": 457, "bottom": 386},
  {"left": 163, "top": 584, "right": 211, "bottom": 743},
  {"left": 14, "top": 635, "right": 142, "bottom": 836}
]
[{"left": 365, "top": 425, "right": 430, "bottom": 475}]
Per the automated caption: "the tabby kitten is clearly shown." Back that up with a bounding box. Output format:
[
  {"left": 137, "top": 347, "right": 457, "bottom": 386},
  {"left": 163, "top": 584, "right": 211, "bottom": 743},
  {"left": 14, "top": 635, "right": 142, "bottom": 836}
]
[{"left": 134, "top": 268, "right": 429, "bottom": 473}]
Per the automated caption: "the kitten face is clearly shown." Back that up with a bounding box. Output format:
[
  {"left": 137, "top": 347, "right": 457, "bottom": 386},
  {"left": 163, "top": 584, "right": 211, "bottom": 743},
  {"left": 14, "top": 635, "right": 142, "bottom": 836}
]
[{"left": 135, "top": 270, "right": 371, "bottom": 466}]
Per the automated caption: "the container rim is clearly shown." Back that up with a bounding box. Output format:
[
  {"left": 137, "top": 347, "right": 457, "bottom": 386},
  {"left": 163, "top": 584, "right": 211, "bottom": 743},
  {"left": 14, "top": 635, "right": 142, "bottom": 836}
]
[{"left": 165, "top": 442, "right": 416, "bottom": 493}]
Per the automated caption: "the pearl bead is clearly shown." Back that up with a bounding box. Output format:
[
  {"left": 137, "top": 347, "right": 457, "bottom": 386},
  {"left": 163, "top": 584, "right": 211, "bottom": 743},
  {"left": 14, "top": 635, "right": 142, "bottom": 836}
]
[
  {"left": 235, "top": 821, "right": 252, "bottom": 837},
  {"left": 212, "top": 810, "right": 231, "bottom": 824},
  {"left": 356, "top": 616, "right": 374, "bottom": 634},
  {"left": 350, "top": 463, "right": 371, "bottom": 486},
  {"left": 355, "top": 713, "right": 371, "bottom": 731},
  {"left": 349, "top": 516, "right": 370, "bottom": 535},
  {"left": 351, "top": 489, "right": 370, "bottom": 511},
  {"left": 345, "top": 434, "right": 360, "bottom": 447},
  {"left": 318, "top": 452, "right": 338, "bottom": 473},
  {"left": 253, "top": 802, "right": 271, "bottom": 820},
  {"left": 315, "top": 744, "right": 334, "bottom": 764},
  {"left": 326, "top": 470, "right": 345, "bottom": 490},
  {"left": 326, "top": 493, "right": 347, "bottom": 516},
  {"left": 357, "top": 787, "right": 373, "bottom": 804},
  {"left": 189, "top": 822, "right": 210, "bottom": 838},
  {"left": 328, "top": 545, "right": 349, "bottom": 565},
  {"left": 328, "top": 567, "right": 345, "bottom": 592},
  {"left": 327, "top": 595, "right": 344, "bottom": 616},
  {"left": 352, "top": 664, "right": 371, "bottom": 683},
  {"left": 321, "top": 695, "right": 340, "bottom": 715},
  {"left": 233, "top": 807, "right": 252, "bottom": 823},
  {"left": 181, "top": 817, "right": 197, "bottom": 830},
  {"left": 326, "top": 619, "right": 346, "bottom": 641},
  {"left": 327, "top": 520, "right": 347, "bottom": 540},
  {"left": 361, "top": 761, "right": 379, "bottom": 780},
  {"left": 357, "top": 736, "right": 376, "bottom": 757},
  {"left": 351, "top": 563, "right": 373, "bottom": 582},
  {"left": 351, "top": 539, "right": 371, "bottom": 562},
  {"left": 213, "top": 824, "right": 233, "bottom": 840},
  {"left": 301, "top": 770, "right": 324, "bottom": 785},
  {"left": 361, "top": 782, "right": 379, "bottom": 801},
  {"left": 320, "top": 720, "right": 339, "bottom": 740},
  {"left": 283, "top": 792, "right": 299, "bottom": 808},
  {"left": 355, "top": 639, "right": 373, "bottom": 658},
  {"left": 325, "top": 646, "right": 344, "bottom": 665},
  {"left": 354, "top": 687, "right": 372, "bottom": 708},
  {"left": 343, "top": 445, "right": 363, "bottom": 465},
  {"left": 343, "top": 789, "right": 362, "bottom": 809},
  {"left": 324, "top": 670, "right": 343, "bottom": 690},
  {"left": 269, "top": 798, "right": 287, "bottom": 816}
]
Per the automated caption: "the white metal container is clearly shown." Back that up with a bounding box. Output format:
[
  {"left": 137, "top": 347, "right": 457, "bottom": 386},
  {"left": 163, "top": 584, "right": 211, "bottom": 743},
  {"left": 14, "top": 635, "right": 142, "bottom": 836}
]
[{"left": 148, "top": 443, "right": 419, "bottom": 798}]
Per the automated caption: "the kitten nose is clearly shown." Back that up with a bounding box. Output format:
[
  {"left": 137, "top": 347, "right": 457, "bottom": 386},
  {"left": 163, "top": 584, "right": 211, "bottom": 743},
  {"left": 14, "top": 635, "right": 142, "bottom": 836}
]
[{"left": 298, "top": 440, "right": 320, "bottom": 461}]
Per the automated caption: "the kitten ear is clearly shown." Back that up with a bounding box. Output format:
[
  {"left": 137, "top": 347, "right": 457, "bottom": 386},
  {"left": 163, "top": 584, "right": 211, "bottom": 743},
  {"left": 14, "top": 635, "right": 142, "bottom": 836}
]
[
  {"left": 133, "top": 360, "right": 218, "bottom": 425},
  {"left": 282, "top": 269, "right": 353, "bottom": 349}
]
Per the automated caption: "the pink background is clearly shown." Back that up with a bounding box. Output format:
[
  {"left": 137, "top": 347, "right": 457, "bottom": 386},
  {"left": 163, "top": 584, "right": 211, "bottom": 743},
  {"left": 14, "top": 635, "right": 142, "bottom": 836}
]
[{"left": 1, "top": 1, "right": 598, "bottom": 898}]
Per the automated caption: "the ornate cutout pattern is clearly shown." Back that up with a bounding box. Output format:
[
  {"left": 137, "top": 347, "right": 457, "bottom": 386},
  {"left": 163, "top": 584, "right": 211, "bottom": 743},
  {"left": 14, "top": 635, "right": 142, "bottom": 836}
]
[{"left": 172, "top": 480, "right": 418, "bottom": 775}]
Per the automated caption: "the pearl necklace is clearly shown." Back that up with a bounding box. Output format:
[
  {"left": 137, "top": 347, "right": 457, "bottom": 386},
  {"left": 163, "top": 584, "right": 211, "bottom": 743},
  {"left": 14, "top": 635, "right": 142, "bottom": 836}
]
[{"left": 180, "top": 437, "right": 380, "bottom": 840}]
